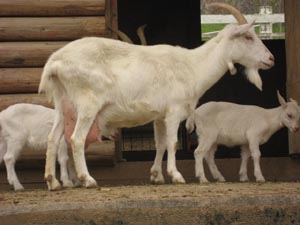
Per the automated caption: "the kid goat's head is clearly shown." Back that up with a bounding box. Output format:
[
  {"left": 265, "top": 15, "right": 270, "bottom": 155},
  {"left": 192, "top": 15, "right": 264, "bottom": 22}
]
[
  {"left": 277, "top": 91, "right": 300, "bottom": 133},
  {"left": 208, "top": 3, "right": 275, "bottom": 91}
]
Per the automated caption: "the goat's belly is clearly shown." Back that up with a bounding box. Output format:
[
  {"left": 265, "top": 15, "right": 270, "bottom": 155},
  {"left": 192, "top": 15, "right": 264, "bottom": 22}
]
[
  {"left": 217, "top": 133, "right": 247, "bottom": 147},
  {"left": 103, "top": 105, "right": 160, "bottom": 128}
]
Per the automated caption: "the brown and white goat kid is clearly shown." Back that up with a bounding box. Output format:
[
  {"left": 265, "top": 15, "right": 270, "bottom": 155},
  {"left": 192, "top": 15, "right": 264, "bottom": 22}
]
[
  {"left": 39, "top": 3, "right": 274, "bottom": 190},
  {"left": 186, "top": 92, "right": 300, "bottom": 183},
  {"left": 0, "top": 104, "right": 77, "bottom": 190}
]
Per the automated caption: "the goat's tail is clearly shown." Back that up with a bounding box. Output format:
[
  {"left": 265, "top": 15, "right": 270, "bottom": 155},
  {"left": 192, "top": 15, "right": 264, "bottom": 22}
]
[
  {"left": 39, "top": 60, "right": 64, "bottom": 106},
  {"left": 186, "top": 113, "right": 195, "bottom": 134}
]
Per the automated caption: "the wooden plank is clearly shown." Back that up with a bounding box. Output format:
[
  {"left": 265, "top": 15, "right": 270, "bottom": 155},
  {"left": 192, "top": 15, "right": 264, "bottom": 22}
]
[
  {"left": 0, "top": 42, "right": 67, "bottom": 68},
  {"left": 0, "top": 68, "right": 42, "bottom": 94},
  {"left": 0, "top": 93, "right": 52, "bottom": 111},
  {"left": 0, "top": 0, "right": 105, "bottom": 16},
  {"left": 0, "top": 17, "right": 107, "bottom": 41},
  {"left": 285, "top": 1, "right": 300, "bottom": 155},
  {"left": 105, "top": 0, "right": 119, "bottom": 40}
]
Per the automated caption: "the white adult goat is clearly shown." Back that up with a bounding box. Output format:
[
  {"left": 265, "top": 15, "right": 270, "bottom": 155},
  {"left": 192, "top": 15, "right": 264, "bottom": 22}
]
[
  {"left": 0, "top": 104, "right": 76, "bottom": 190},
  {"left": 186, "top": 91, "right": 300, "bottom": 183},
  {"left": 39, "top": 3, "right": 274, "bottom": 190}
]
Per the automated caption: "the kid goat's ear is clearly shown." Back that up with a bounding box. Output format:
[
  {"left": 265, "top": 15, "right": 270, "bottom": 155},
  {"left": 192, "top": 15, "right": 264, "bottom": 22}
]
[{"left": 277, "top": 90, "right": 287, "bottom": 106}]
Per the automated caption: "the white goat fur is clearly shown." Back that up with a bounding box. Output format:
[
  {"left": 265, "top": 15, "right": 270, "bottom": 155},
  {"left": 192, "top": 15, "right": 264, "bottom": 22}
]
[
  {"left": 0, "top": 104, "right": 76, "bottom": 190},
  {"left": 186, "top": 92, "right": 300, "bottom": 183},
  {"left": 39, "top": 19, "right": 274, "bottom": 190}
]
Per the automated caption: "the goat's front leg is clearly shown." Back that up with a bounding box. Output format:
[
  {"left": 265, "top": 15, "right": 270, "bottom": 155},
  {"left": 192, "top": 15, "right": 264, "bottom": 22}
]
[
  {"left": 239, "top": 145, "right": 251, "bottom": 182},
  {"left": 45, "top": 110, "right": 64, "bottom": 191},
  {"left": 150, "top": 119, "right": 166, "bottom": 184},
  {"left": 165, "top": 113, "right": 185, "bottom": 184},
  {"left": 248, "top": 140, "right": 265, "bottom": 182},
  {"left": 71, "top": 109, "right": 98, "bottom": 188}
]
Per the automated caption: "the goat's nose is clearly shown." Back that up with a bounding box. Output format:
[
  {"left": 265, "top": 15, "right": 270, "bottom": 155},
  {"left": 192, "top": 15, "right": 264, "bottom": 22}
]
[{"left": 269, "top": 54, "right": 275, "bottom": 62}]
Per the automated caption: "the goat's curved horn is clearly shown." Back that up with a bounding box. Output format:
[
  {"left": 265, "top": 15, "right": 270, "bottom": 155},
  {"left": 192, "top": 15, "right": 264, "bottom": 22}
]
[
  {"left": 207, "top": 3, "right": 247, "bottom": 25},
  {"left": 107, "top": 25, "right": 133, "bottom": 44},
  {"left": 137, "top": 24, "right": 147, "bottom": 45}
]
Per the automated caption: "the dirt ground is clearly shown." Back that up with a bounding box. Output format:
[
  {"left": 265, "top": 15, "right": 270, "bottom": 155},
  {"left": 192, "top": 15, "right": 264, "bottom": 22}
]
[{"left": 1, "top": 182, "right": 300, "bottom": 225}]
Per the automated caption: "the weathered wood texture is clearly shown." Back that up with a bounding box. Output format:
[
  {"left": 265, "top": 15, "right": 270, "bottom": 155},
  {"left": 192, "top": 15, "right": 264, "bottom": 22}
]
[
  {"left": 0, "top": 17, "right": 107, "bottom": 41},
  {"left": 0, "top": 0, "right": 105, "bottom": 16},
  {"left": 285, "top": 1, "right": 300, "bottom": 154},
  {"left": 0, "top": 0, "right": 120, "bottom": 160},
  {"left": 0, "top": 94, "right": 52, "bottom": 111},
  {"left": 0, "top": 68, "right": 41, "bottom": 94},
  {"left": 0, "top": 42, "right": 67, "bottom": 68}
]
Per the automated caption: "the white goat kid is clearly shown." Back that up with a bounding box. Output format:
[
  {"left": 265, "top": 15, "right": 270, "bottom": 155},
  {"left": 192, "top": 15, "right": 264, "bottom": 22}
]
[
  {"left": 186, "top": 91, "right": 300, "bottom": 183},
  {"left": 39, "top": 3, "right": 274, "bottom": 190},
  {"left": 0, "top": 104, "right": 76, "bottom": 190}
]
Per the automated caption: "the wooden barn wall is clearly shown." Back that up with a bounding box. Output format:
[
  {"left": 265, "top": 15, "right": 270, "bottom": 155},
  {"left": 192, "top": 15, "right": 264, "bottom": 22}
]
[
  {"left": 0, "top": 0, "right": 119, "bottom": 161},
  {"left": 0, "top": 0, "right": 118, "bottom": 109},
  {"left": 285, "top": 0, "right": 300, "bottom": 155}
]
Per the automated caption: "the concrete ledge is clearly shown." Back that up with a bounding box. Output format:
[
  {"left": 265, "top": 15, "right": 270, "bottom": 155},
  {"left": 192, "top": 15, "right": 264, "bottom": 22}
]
[{"left": 1, "top": 183, "right": 300, "bottom": 224}]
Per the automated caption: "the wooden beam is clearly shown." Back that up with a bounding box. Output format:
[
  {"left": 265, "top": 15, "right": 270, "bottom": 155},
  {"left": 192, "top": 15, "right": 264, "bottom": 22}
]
[
  {"left": 285, "top": 1, "right": 300, "bottom": 154},
  {"left": 0, "top": 93, "right": 52, "bottom": 111},
  {"left": 0, "top": 0, "right": 105, "bottom": 16},
  {"left": 0, "top": 68, "right": 42, "bottom": 94},
  {"left": 0, "top": 42, "right": 67, "bottom": 68},
  {"left": 105, "top": 0, "right": 119, "bottom": 40},
  {"left": 0, "top": 17, "right": 107, "bottom": 41}
]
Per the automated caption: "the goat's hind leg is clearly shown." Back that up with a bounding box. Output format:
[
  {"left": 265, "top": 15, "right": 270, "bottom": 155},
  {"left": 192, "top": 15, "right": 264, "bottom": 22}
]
[
  {"left": 204, "top": 145, "right": 225, "bottom": 182},
  {"left": 45, "top": 109, "right": 64, "bottom": 191},
  {"left": 4, "top": 140, "right": 24, "bottom": 191},
  {"left": 71, "top": 105, "right": 99, "bottom": 188}
]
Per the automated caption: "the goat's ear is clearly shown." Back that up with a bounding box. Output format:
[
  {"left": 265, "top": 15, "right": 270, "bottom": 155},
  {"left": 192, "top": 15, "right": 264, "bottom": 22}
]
[
  {"left": 277, "top": 90, "right": 286, "bottom": 106},
  {"left": 290, "top": 98, "right": 299, "bottom": 105},
  {"left": 231, "top": 20, "right": 255, "bottom": 38}
]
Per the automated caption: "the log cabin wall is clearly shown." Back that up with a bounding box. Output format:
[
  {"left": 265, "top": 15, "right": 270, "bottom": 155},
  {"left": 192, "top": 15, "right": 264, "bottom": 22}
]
[
  {"left": 285, "top": 1, "right": 300, "bottom": 155},
  {"left": 0, "top": 0, "right": 119, "bottom": 163},
  {"left": 0, "top": 0, "right": 117, "bottom": 109}
]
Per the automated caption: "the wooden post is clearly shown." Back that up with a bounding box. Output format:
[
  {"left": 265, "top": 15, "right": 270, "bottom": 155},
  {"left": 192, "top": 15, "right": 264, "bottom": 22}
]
[{"left": 285, "top": 1, "right": 300, "bottom": 155}]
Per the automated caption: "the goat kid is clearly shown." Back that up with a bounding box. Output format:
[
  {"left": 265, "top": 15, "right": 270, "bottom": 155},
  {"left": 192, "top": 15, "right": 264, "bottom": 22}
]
[
  {"left": 39, "top": 3, "right": 274, "bottom": 190},
  {"left": 186, "top": 91, "right": 300, "bottom": 183},
  {"left": 0, "top": 104, "right": 77, "bottom": 190}
]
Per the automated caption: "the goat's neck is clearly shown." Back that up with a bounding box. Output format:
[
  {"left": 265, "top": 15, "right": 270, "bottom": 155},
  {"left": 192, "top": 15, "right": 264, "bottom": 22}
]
[
  {"left": 266, "top": 107, "right": 284, "bottom": 133},
  {"left": 190, "top": 40, "right": 230, "bottom": 97}
]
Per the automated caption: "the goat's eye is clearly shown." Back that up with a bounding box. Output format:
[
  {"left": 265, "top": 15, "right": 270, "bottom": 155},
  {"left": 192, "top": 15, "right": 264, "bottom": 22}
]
[
  {"left": 288, "top": 114, "right": 293, "bottom": 119},
  {"left": 245, "top": 35, "right": 253, "bottom": 41}
]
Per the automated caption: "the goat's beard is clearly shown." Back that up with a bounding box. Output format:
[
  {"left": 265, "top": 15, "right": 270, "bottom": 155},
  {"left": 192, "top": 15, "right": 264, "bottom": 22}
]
[{"left": 244, "top": 68, "right": 263, "bottom": 91}]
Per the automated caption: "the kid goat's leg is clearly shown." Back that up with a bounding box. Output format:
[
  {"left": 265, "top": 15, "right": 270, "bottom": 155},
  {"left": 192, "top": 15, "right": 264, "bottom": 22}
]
[
  {"left": 239, "top": 145, "right": 251, "bottom": 182},
  {"left": 248, "top": 139, "right": 265, "bottom": 182}
]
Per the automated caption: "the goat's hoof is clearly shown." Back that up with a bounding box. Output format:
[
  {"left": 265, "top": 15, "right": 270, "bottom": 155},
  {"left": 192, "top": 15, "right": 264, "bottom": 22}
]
[
  {"left": 150, "top": 174, "right": 165, "bottom": 184},
  {"left": 256, "top": 177, "right": 266, "bottom": 183},
  {"left": 216, "top": 177, "right": 226, "bottom": 182},
  {"left": 199, "top": 178, "right": 209, "bottom": 184},
  {"left": 62, "top": 180, "right": 75, "bottom": 188},
  {"left": 14, "top": 184, "right": 25, "bottom": 191},
  {"left": 82, "top": 177, "right": 98, "bottom": 188},
  {"left": 47, "top": 178, "right": 62, "bottom": 191},
  {"left": 172, "top": 173, "right": 186, "bottom": 184},
  {"left": 239, "top": 176, "right": 249, "bottom": 182}
]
